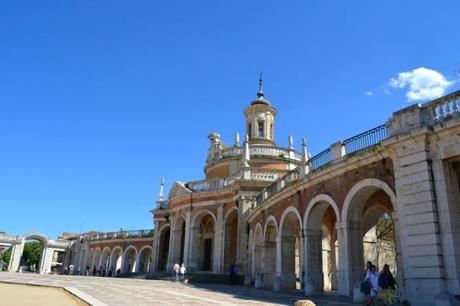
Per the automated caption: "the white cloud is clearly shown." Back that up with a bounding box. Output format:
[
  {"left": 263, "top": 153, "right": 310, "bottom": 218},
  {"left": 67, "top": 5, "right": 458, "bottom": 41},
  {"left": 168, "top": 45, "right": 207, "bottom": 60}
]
[
  {"left": 365, "top": 91, "right": 373, "bottom": 96},
  {"left": 388, "top": 67, "right": 453, "bottom": 102}
]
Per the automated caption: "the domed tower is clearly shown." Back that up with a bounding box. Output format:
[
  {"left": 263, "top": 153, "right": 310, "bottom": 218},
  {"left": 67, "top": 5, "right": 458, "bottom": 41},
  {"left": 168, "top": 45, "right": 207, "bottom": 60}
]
[{"left": 244, "top": 76, "right": 277, "bottom": 146}]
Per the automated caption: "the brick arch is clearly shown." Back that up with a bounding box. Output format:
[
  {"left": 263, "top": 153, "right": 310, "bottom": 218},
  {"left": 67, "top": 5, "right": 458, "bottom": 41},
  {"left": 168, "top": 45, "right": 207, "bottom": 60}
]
[
  {"left": 341, "top": 178, "right": 396, "bottom": 223},
  {"left": 191, "top": 209, "right": 217, "bottom": 228},
  {"left": 263, "top": 215, "right": 278, "bottom": 241},
  {"left": 279, "top": 206, "right": 302, "bottom": 238},
  {"left": 304, "top": 194, "right": 340, "bottom": 230}
]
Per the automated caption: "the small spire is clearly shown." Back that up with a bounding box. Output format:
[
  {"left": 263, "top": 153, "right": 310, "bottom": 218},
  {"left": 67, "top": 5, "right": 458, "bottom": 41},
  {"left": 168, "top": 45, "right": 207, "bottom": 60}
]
[
  {"left": 257, "top": 73, "right": 264, "bottom": 98},
  {"left": 288, "top": 135, "right": 294, "bottom": 149},
  {"left": 158, "top": 178, "right": 165, "bottom": 201},
  {"left": 234, "top": 132, "right": 240, "bottom": 146}
]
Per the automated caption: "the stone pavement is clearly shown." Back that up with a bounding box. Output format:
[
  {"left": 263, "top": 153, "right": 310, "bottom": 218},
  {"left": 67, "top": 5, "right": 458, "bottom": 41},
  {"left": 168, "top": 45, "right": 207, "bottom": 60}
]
[{"left": 0, "top": 272, "right": 357, "bottom": 306}]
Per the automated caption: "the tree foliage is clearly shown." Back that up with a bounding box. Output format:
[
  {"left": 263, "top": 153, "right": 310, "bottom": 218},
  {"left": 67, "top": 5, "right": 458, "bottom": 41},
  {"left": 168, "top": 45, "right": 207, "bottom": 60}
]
[
  {"left": 1, "top": 247, "right": 12, "bottom": 270},
  {"left": 21, "top": 241, "right": 43, "bottom": 268}
]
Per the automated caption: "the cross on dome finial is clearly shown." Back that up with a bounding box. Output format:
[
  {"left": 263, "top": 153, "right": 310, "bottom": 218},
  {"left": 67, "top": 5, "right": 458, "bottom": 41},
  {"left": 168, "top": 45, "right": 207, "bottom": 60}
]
[{"left": 257, "top": 73, "right": 264, "bottom": 98}]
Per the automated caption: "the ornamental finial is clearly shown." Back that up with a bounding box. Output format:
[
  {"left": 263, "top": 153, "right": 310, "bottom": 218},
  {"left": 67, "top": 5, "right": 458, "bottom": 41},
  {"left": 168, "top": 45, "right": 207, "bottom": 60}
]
[{"left": 257, "top": 73, "right": 264, "bottom": 98}]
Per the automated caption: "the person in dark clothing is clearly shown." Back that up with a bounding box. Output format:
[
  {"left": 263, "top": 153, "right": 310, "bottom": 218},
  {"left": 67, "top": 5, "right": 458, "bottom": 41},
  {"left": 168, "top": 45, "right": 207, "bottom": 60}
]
[
  {"left": 379, "top": 264, "right": 397, "bottom": 306},
  {"left": 92, "top": 266, "right": 97, "bottom": 276},
  {"left": 230, "top": 261, "right": 238, "bottom": 285}
]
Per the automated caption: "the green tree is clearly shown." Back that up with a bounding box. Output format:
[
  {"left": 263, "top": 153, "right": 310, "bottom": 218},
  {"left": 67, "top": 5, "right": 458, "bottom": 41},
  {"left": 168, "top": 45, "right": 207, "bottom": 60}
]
[
  {"left": 21, "top": 241, "right": 43, "bottom": 269},
  {"left": 1, "top": 247, "right": 12, "bottom": 270}
]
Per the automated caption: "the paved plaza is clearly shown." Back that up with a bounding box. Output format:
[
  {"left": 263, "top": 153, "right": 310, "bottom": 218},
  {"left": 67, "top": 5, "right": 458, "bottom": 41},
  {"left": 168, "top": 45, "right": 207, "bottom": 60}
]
[{"left": 0, "top": 273, "right": 357, "bottom": 306}]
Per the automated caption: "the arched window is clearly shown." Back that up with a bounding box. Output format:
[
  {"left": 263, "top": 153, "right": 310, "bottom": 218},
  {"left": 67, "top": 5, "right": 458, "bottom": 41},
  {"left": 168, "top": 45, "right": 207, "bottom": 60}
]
[{"left": 258, "top": 121, "right": 264, "bottom": 137}]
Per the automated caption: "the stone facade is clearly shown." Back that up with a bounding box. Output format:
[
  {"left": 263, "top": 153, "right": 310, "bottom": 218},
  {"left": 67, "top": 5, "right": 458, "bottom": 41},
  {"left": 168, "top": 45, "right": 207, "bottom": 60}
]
[{"left": 153, "top": 88, "right": 460, "bottom": 306}]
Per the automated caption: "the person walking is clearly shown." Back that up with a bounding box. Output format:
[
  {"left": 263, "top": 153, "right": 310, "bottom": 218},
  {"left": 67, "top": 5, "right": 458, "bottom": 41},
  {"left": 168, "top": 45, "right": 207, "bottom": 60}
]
[
  {"left": 379, "top": 264, "right": 396, "bottom": 306},
  {"left": 366, "top": 265, "right": 379, "bottom": 306},
  {"left": 179, "top": 263, "right": 186, "bottom": 282},
  {"left": 172, "top": 262, "right": 180, "bottom": 283}
]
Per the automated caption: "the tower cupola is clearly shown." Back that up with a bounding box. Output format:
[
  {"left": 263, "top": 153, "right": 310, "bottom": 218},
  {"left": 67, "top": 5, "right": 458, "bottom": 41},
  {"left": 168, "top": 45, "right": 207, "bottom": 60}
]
[{"left": 244, "top": 75, "right": 277, "bottom": 146}]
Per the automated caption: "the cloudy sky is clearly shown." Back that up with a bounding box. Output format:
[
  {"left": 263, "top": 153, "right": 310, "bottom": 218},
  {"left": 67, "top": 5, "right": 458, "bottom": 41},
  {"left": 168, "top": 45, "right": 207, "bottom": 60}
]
[{"left": 1, "top": 1, "right": 459, "bottom": 238}]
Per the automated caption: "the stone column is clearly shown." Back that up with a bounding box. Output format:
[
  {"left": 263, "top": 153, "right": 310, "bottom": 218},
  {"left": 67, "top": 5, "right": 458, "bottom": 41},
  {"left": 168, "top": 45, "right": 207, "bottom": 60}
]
[
  {"left": 152, "top": 220, "right": 160, "bottom": 272},
  {"left": 40, "top": 246, "right": 54, "bottom": 274},
  {"left": 336, "top": 221, "right": 351, "bottom": 296},
  {"left": 304, "top": 229, "right": 323, "bottom": 295},
  {"left": 391, "top": 140, "right": 445, "bottom": 305},
  {"left": 263, "top": 240, "right": 276, "bottom": 289},
  {"left": 183, "top": 209, "right": 192, "bottom": 269},
  {"left": 273, "top": 236, "right": 282, "bottom": 291},
  {"left": 166, "top": 217, "right": 176, "bottom": 272},
  {"left": 213, "top": 204, "right": 224, "bottom": 273},
  {"left": 9, "top": 243, "right": 23, "bottom": 272}
]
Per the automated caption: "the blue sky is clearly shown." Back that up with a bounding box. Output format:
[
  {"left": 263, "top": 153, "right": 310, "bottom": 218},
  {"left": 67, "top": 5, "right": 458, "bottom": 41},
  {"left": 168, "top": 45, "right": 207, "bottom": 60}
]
[{"left": 1, "top": 1, "right": 459, "bottom": 238}]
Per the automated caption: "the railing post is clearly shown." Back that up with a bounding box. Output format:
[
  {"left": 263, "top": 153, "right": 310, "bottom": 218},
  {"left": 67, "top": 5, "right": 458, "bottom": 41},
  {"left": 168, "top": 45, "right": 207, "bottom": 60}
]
[
  {"left": 331, "top": 141, "right": 345, "bottom": 160},
  {"left": 387, "top": 104, "right": 427, "bottom": 136}
]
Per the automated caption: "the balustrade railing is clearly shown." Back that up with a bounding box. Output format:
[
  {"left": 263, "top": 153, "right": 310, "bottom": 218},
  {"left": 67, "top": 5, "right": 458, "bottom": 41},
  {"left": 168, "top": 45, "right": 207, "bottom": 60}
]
[
  {"left": 186, "top": 175, "right": 239, "bottom": 192},
  {"left": 421, "top": 90, "right": 460, "bottom": 122},
  {"left": 255, "top": 123, "right": 390, "bottom": 207},
  {"left": 343, "top": 124, "right": 388, "bottom": 155},
  {"left": 250, "top": 169, "right": 283, "bottom": 181},
  {"left": 86, "top": 229, "right": 154, "bottom": 241},
  {"left": 310, "top": 148, "right": 332, "bottom": 169},
  {"left": 209, "top": 145, "right": 301, "bottom": 163}
]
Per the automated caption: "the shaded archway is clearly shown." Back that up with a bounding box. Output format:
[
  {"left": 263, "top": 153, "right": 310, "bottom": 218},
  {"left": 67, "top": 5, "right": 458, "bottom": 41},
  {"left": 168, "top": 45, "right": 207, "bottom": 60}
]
[
  {"left": 342, "top": 179, "right": 400, "bottom": 295},
  {"left": 92, "top": 248, "right": 101, "bottom": 272},
  {"left": 189, "top": 211, "right": 216, "bottom": 272},
  {"left": 122, "top": 246, "right": 137, "bottom": 274},
  {"left": 19, "top": 238, "right": 46, "bottom": 273},
  {"left": 172, "top": 217, "right": 186, "bottom": 265},
  {"left": 110, "top": 247, "right": 123, "bottom": 275},
  {"left": 100, "top": 247, "right": 111, "bottom": 274},
  {"left": 137, "top": 246, "right": 153, "bottom": 273},
  {"left": 157, "top": 225, "right": 170, "bottom": 272},
  {"left": 85, "top": 249, "right": 94, "bottom": 275},
  {"left": 263, "top": 216, "right": 278, "bottom": 289},
  {"left": 253, "top": 223, "right": 264, "bottom": 288},
  {"left": 223, "top": 208, "right": 239, "bottom": 273},
  {"left": 279, "top": 207, "right": 302, "bottom": 290},
  {"left": 248, "top": 229, "right": 254, "bottom": 282},
  {"left": 304, "top": 194, "right": 340, "bottom": 294}
]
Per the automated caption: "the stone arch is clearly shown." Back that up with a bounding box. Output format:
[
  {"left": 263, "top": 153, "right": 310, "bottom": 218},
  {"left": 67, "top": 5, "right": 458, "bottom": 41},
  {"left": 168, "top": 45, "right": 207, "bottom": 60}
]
[
  {"left": 100, "top": 247, "right": 111, "bottom": 272},
  {"left": 279, "top": 206, "right": 303, "bottom": 232},
  {"left": 340, "top": 178, "right": 401, "bottom": 296},
  {"left": 22, "top": 233, "right": 49, "bottom": 245},
  {"left": 92, "top": 248, "right": 102, "bottom": 271},
  {"left": 223, "top": 207, "right": 239, "bottom": 273},
  {"left": 19, "top": 233, "right": 48, "bottom": 273},
  {"left": 341, "top": 178, "right": 396, "bottom": 223},
  {"left": 263, "top": 216, "right": 278, "bottom": 289},
  {"left": 110, "top": 246, "right": 123, "bottom": 275},
  {"left": 264, "top": 215, "right": 278, "bottom": 239},
  {"left": 156, "top": 224, "right": 170, "bottom": 272},
  {"left": 303, "top": 194, "right": 340, "bottom": 293},
  {"left": 85, "top": 248, "right": 95, "bottom": 273},
  {"left": 189, "top": 210, "right": 216, "bottom": 272},
  {"left": 279, "top": 206, "right": 303, "bottom": 290},
  {"left": 136, "top": 245, "right": 153, "bottom": 273},
  {"left": 122, "top": 246, "right": 138, "bottom": 274},
  {"left": 171, "top": 215, "right": 187, "bottom": 266}
]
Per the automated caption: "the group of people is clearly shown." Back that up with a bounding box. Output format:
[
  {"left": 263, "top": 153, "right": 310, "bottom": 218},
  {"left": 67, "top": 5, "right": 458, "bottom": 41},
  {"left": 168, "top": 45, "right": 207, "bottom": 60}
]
[
  {"left": 172, "top": 262, "right": 186, "bottom": 282},
  {"left": 361, "top": 262, "right": 397, "bottom": 306},
  {"left": 83, "top": 265, "right": 120, "bottom": 277}
]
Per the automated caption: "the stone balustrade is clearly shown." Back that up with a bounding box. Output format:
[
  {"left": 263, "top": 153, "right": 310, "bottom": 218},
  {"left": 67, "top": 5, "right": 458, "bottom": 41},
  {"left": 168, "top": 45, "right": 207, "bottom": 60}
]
[
  {"left": 250, "top": 169, "right": 283, "bottom": 181},
  {"left": 422, "top": 90, "right": 460, "bottom": 122},
  {"left": 209, "top": 145, "right": 301, "bottom": 164},
  {"left": 186, "top": 175, "right": 239, "bottom": 193},
  {"left": 85, "top": 229, "right": 154, "bottom": 241}
]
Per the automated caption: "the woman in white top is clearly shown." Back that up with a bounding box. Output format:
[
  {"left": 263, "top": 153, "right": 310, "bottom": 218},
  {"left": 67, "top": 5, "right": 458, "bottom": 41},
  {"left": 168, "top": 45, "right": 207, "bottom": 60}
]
[
  {"left": 366, "top": 265, "right": 379, "bottom": 306},
  {"left": 179, "top": 263, "right": 186, "bottom": 282}
]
